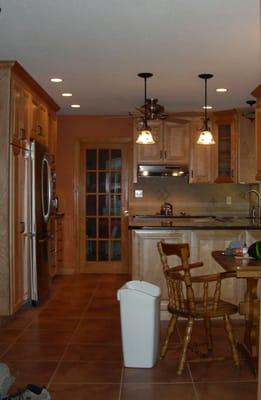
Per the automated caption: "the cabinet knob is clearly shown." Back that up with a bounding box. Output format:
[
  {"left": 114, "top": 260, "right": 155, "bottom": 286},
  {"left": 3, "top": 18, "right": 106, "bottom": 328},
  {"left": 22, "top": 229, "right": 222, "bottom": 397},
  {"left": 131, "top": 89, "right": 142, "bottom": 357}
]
[
  {"left": 160, "top": 150, "right": 163, "bottom": 159},
  {"left": 164, "top": 150, "right": 167, "bottom": 159}
]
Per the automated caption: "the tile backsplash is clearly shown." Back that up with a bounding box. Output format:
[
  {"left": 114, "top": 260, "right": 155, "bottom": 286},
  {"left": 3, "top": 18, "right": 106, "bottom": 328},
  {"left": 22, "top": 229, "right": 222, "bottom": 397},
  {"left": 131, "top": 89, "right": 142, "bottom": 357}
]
[{"left": 130, "top": 178, "right": 253, "bottom": 216}]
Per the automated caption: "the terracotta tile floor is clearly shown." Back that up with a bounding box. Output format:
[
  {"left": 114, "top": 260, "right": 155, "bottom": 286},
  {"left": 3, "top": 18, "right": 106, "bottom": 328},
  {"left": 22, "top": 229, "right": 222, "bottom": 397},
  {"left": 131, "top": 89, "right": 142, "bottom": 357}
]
[{"left": 0, "top": 274, "right": 258, "bottom": 399}]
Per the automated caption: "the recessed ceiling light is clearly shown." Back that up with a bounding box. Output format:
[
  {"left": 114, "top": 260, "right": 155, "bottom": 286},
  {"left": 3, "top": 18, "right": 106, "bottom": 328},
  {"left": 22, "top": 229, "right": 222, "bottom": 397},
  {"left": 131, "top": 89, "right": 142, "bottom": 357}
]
[
  {"left": 50, "top": 77, "right": 63, "bottom": 83},
  {"left": 71, "top": 104, "right": 81, "bottom": 108},
  {"left": 216, "top": 88, "right": 228, "bottom": 93},
  {"left": 202, "top": 105, "right": 213, "bottom": 110},
  {"left": 62, "top": 93, "right": 72, "bottom": 97}
]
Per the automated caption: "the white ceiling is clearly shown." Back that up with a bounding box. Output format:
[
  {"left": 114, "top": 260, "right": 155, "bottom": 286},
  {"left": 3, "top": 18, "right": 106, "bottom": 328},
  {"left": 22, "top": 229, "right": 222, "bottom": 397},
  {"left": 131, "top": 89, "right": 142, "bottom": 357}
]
[{"left": 0, "top": 0, "right": 260, "bottom": 115}]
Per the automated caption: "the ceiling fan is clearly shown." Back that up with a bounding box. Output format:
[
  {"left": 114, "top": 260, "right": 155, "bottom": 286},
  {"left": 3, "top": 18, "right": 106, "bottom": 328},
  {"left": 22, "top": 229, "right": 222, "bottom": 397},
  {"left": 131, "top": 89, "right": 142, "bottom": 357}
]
[
  {"left": 136, "top": 98, "right": 168, "bottom": 120},
  {"left": 134, "top": 73, "right": 190, "bottom": 125}
]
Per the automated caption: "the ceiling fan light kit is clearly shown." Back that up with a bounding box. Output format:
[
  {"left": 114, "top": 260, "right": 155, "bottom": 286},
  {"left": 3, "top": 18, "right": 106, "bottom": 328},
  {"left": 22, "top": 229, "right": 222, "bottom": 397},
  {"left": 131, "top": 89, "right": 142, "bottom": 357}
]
[
  {"left": 197, "top": 73, "right": 215, "bottom": 145},
  {"left": 136, "top": 72, "right": 155, "bottom": 145}
]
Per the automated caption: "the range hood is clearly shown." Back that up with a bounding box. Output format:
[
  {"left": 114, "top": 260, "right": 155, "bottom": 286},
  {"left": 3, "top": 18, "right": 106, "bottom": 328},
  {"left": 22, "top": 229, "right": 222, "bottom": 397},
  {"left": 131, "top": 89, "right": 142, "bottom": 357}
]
[{"left": 138, "top": 164, "right": 189, "bottom": 177}]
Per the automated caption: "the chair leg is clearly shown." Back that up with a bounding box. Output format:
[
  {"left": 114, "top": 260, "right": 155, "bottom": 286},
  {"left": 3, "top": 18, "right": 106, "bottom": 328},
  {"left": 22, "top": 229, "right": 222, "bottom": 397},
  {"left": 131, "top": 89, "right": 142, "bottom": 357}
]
[
  {"left": 204, "top": 317, "right": 213, "bottom": 352},
  {"left": 223, "top": 314, "right": 240, "bottom": 367},
  {"left": 177, "top": 317, "right": 194, "bottom": 375},
  {"left": 160, "top": 315, "right": 178, "bottom": 359}
]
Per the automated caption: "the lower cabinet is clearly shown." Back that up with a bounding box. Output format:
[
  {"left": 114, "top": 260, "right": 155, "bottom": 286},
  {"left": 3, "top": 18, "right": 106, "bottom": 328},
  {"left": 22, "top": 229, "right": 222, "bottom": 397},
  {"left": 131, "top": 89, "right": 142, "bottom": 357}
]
[
  {"left": 49, "top": 214, "right": 64, "bottom": 277},
  {"left": 190, "top": 230, "right": 246, "bottom": 304},
  {"left": 132, "top": 230, "right": 190, "bottom": 301},
  {"left": 131, "top": 228, "right": 261, "bottom": 312}
]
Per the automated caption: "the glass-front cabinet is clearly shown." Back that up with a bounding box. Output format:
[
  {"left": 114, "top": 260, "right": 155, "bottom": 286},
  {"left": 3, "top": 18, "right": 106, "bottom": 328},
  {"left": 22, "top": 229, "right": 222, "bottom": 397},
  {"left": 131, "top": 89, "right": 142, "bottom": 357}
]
[{"left": 213, "top": 110, "right": 238, "bottom": 183}]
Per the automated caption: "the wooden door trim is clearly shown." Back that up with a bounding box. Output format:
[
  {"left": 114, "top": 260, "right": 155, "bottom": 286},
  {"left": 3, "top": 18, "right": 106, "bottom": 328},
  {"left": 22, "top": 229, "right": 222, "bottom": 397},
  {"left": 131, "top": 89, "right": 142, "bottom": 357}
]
[{"left": 74, "top": 138, "right": 132, "bottom": 274}]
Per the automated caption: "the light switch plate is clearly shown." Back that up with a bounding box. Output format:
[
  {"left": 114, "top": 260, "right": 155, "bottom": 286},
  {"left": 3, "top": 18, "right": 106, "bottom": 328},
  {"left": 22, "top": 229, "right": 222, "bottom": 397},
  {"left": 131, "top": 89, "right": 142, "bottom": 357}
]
[{"left": 135, "top": 190, "right": 143, "bottom": 198}]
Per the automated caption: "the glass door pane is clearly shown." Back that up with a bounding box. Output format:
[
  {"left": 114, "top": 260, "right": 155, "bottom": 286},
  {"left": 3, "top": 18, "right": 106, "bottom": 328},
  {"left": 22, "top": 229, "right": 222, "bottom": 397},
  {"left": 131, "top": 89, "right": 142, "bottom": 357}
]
[{"left": 85, "top": 148, "right": 122, "bottom": 264}]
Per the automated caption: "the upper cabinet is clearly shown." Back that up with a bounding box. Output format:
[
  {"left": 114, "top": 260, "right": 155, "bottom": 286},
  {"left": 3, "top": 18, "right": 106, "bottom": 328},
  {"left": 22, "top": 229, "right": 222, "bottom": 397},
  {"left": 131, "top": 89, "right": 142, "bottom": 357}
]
[
  {"left": 30, "top": 96, "right": 49, "bottom": 145},
  {"left": 11, "top": 78, "right": 31, "bottom": 144},
  {"left": 135, "top": 120, "right": 163, "bottom": 164},
  {"left": 252, "top": 85, "right": 261, "bottom": 181},
  {"left": 237, "top": 112, "right": 256, "bottom": 184},
  {"left": 135, "top": 119, "right": 190, "bottom": 165},
  {"left": 212, "top": 110, "right": 238, "bottom": 183},
  {"left": 189, "top": 116, "right": 214, "bottom": 183},
  {"left": 133, "top": 118, "right": 190, "bottom": 181}
]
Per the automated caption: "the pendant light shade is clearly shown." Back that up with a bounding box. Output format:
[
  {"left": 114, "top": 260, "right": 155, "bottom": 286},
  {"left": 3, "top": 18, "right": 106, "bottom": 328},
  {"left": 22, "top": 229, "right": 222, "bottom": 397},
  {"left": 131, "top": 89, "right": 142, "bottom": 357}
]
[
  {"left": 197, "top": 73, "right": 215, "bottom": 145},
  {"left": 136, "top": 72, "right": 155, "bottom": 144}
]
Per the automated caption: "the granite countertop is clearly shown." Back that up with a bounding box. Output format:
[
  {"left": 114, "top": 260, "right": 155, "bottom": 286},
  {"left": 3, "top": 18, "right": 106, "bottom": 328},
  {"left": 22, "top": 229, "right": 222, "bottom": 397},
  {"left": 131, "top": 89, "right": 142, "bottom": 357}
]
[{"left": 129, "top": 215, "right": 261, "bottom": 230}]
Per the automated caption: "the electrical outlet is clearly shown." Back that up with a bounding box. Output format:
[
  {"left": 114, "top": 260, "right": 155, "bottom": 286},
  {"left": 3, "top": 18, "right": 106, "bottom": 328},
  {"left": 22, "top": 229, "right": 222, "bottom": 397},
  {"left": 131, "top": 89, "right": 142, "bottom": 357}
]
[
  {"left": 135, "top": 190, "right": 143, "bottom": 198},
  {"left": 226, "top": 196, "right": 232, "bottom": 205}
]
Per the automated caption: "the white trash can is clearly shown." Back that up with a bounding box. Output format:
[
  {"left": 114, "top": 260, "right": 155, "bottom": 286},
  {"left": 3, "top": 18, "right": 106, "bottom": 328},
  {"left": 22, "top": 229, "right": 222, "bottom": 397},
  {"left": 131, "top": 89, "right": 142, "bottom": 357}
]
[{"left": 117, "top": 280, "right": 161, "bottom": 368}]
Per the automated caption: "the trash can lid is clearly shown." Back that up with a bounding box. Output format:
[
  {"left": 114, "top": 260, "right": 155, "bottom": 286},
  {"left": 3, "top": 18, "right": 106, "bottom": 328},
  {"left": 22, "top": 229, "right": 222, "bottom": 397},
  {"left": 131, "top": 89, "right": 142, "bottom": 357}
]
[{"left": 118, "top": 280, "right": 161, "bottom": 299}]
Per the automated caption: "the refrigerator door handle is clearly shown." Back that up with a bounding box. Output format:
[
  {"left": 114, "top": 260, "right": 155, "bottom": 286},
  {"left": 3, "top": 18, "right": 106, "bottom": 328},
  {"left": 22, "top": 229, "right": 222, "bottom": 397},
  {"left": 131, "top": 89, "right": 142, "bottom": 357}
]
[{"left": 41, "top": 156, "right": 53, "bottom": 223}]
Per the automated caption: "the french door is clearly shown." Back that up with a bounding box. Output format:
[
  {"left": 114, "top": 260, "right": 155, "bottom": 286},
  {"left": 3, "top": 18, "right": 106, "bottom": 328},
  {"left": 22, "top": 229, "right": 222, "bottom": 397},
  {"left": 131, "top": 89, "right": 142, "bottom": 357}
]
[{"left": 79, "top": 143, "right": 130, "bottom": 273}]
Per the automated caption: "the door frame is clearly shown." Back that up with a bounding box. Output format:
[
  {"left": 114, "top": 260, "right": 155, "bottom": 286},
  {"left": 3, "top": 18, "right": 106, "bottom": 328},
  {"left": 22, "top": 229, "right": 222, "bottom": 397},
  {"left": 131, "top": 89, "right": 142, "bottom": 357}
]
[{"left": 74, "top": 138, "right": 132, "bottom": 274}]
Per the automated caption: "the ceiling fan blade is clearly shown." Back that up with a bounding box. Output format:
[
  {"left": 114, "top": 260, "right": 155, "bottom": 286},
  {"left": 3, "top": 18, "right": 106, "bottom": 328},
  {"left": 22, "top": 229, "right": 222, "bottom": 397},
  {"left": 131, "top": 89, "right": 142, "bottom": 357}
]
[{"left": 166, "top": 116, "right": 190, "bottom": 124}]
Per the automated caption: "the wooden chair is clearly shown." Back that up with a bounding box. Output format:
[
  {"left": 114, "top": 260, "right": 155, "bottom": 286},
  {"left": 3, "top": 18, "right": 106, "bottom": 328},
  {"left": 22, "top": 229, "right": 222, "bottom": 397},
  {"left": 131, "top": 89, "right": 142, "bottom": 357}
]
[{"left": 157, "top": 241, "right": 240, "bottom": 375}]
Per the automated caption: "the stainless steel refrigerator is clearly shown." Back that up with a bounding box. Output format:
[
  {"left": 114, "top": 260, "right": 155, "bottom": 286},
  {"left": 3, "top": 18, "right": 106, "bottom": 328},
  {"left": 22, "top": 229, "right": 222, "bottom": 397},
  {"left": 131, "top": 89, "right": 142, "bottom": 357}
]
[{"left": 29, "top": 140, "right": 53, "bottom": 303}]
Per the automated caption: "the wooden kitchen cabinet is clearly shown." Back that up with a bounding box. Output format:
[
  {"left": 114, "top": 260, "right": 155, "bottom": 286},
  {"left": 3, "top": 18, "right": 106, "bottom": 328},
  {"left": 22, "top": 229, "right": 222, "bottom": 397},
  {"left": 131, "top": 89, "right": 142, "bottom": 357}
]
[
  {"left": 135, "top": 119, "right": 190, "bottom": 165},
  {"left": 237, "top": 112, "right": 256, "bottom": 184},
  {"left": 212, "top": 110, "right": 238, "bottom": 183},
  {"left": 133, "top": 118, "right": 190, "bottom": 182},
  {"left": 132, "top": 229, "right": 190, "bottom": 304},
  {"left": 11, "top": 78, "right": 31, "bottom": 144},
  {"left": 49, "top": 214, "right": 64, "bottom": 277},
  {"left": 0, "top": 61, "right": 59, "bottom": 315},
  {"left": 9, "top": 145, "right": 30, "bottom": 312},
  {"left": 190, "top": 230, "right": 246, "bottom": 304},
  {"left": 55, "top": 214, "right": 64, "bottom": 275},
  {"left": 135, "top": 120, "right": 163, "bottom": 164},
  {"left": 189, "top": 116, "right": 215, "bottom": 183},
  {"left": 30, "top": 96, "right": 49, "bottom": 146},
  {"left": 131, "top": 228, "right": 257, "bottom": 315},
  {"left": 252, "top": 85, "right": 261, "bottom": 181}
]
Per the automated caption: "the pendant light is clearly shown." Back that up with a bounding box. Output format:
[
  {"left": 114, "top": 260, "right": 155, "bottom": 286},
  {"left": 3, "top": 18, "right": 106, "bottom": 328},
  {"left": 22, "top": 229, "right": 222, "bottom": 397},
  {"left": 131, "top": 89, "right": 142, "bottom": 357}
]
[
  {"left": 244, "top": 100, "right": 256, "bottom": 122},
  {"left": 197, "top": 73, "right": 215, "bottom": 145},
  {"left": 136, "top": 72, "right": 155, "bottom": 144}
]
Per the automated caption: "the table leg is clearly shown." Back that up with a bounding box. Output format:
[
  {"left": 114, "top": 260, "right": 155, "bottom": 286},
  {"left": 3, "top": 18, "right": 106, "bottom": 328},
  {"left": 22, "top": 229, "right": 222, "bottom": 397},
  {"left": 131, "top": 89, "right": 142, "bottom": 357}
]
[{"left": 238, "top": 278, "right": 259, "bottom": 374}]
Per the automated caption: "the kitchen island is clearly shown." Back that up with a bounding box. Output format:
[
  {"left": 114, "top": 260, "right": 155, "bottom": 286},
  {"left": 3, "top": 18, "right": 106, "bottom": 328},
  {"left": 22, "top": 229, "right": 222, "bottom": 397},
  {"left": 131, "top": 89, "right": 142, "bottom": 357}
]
[{"left": 129, "top": 216, "right": 261, "bottom": 317}]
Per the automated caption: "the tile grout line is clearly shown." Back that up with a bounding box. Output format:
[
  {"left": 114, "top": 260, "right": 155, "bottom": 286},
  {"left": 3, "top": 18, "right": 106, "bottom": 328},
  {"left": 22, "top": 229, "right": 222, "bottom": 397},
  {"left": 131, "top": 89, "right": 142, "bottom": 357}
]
[
  {"left": 176, "top": 319, "right": 200, "bottom": 399},
  {"left": 46, "top": 279, "right": 101, "bottom": 389},
  {"left": 118, "top": 365, "right": 124, "bottom": 400}
]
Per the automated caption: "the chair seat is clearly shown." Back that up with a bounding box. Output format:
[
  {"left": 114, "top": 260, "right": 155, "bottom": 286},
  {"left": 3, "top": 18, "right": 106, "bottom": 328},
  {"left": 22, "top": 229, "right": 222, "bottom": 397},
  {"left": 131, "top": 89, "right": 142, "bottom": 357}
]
[{"left": 168, "top": 298, "right": 238, "bottom": 318}]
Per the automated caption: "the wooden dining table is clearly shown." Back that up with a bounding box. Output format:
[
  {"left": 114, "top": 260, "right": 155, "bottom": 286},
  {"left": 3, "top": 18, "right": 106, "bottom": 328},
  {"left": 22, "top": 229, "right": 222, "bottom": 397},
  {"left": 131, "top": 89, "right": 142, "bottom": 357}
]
[{"left": 212, "top": 250, "right": 261, "bottom": 374}]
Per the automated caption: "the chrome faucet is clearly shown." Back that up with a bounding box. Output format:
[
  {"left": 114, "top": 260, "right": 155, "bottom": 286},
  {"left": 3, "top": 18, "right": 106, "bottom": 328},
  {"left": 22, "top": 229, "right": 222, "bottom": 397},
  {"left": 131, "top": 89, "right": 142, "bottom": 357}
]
[{"left": 248, "top": 189, "right": 261, "bottom": 220}]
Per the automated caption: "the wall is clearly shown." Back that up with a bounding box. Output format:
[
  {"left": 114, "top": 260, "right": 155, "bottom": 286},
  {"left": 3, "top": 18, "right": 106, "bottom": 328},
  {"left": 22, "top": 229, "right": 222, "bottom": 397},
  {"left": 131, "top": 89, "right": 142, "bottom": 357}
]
[
  {"left": 130, "top": 178, "right": 251, "bottom": 216},
  {"left": 56, "top": 115, "right": 133, "bottom": 274}
]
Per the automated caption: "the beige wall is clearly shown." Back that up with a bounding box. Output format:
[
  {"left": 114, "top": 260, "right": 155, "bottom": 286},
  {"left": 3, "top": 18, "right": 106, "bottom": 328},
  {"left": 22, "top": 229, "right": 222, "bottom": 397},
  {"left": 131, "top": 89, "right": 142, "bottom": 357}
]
[{"left": 56, "top": 115, "right": 133, "bottom": 273}]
